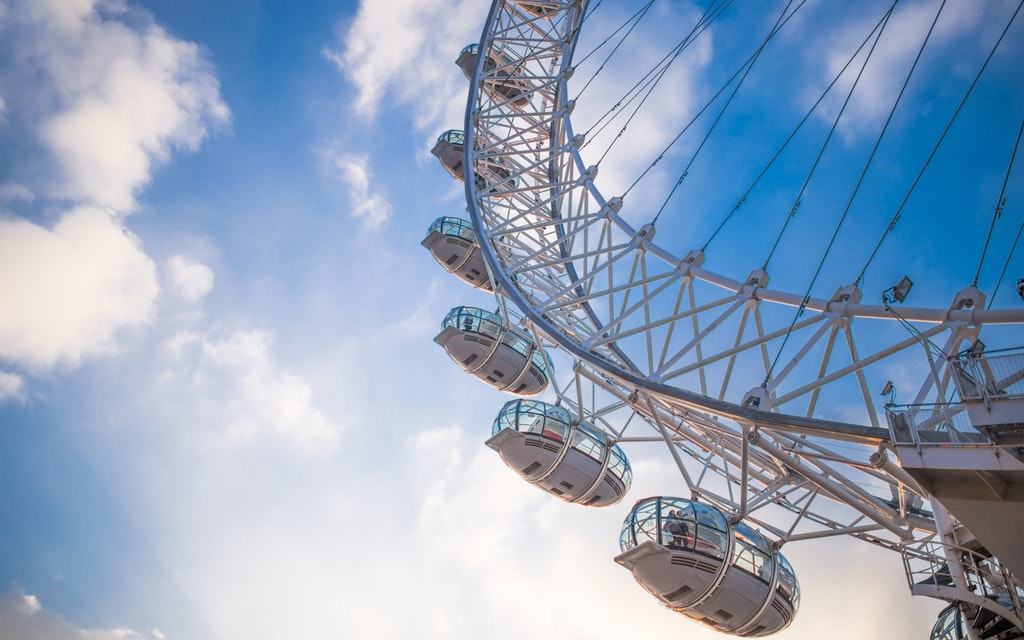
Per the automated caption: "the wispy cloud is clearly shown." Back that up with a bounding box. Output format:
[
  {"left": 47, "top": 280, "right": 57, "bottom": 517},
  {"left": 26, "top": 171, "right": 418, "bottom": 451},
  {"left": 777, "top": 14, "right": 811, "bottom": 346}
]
[
  {"left": 0, "top": 183, "right": 34, "bottom": 204},
  {"left": 165, "top": 255, "right": 214, "bottom": 301},
  {"left": 325, "top": 0, "right": 486, "bottom": 135},
  {"left": 3, "top": 0, "right": 229, "bottom": 212},
  {"left": 0, "top": 588, "right": 161, "bottom": 640},
  {"left": 810, "top": 0, "right": 1008, "bottom": 138},
  {"left": 0, "top": 370, "right": 26, "bottom": 404},
  {"left": 328, "top": 151, "right": 392, "bottom": 231},
  {"left": 159, "top": 329, "right": 340, "bottom": 449}
]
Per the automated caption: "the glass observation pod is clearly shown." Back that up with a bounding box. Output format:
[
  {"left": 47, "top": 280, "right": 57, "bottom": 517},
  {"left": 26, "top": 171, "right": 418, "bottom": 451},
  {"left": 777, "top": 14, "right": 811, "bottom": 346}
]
[
  {"left": 430, "top": 129, "right": 519, "bottom": 195},
  {"left": 931, "top": 604, "right": 969, "bottom": 640},
  {"left": 930, "top": 598, "right": 1020, "bottom": 639},
  {"left": 615, "top": 497, "right": 800, "bottom": 637},
  {"left": 421, "top": 216, "right": 493, "bottom": 291},
  {"left": 434, "top": 306, "right": 550, "bottom": 396},
  {"left": 486, "top": 399, "right": 632, "bottom": 507},
  {"left": 455, "top": 43, "right": 531, "bottom": 109}
]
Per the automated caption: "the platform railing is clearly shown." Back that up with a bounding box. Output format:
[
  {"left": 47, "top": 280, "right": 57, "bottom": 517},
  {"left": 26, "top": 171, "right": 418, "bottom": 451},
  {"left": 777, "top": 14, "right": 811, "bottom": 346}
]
[
  {"left": 951, "top": 348, "right": 1024, "bottom": 404},
  {"left": 885, "top": 403, "right": 987, "bottom": 447},
  {"left": 949, "top": 348, "right": 1024, "bottom": 444},
  {"left": 901, "top": 537, "right": 1024, "bottom": 631}
]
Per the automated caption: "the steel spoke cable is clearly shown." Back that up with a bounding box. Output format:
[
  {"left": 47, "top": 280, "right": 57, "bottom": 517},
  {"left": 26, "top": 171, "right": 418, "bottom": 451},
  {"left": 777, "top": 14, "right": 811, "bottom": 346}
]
[
  {"left": 989, "top": 209, "right": 1024, "bottom": 306},
  {"left": 975, "top": 114, "right": 1024, "bottom": 288},
  {"left": 762, "top": 0, "right": 898, "bottom": 273},
  {"left": 647, "top": 0, "right": 805, "bottom": 224},
  {"left": 573, "top": 0, "right": 656, "bottom": 100},
  {"left": 577, "top": 7, "right": 714, "bottom": 142},
  {"left": 857, "top": 0, "right": 1024, "bottom": 287},
  {"left": 833, "top": 0, "right": 949, "bottom": 291},
  {"left": 762, "top": 0, "right": 899, "bottom": 388},
  {"left": 582, "top": 0, "right": 605, "bottom": 21},
  {"left": 701, "top": 6, "right": 895, "bottom": 252},
  {"left": 584, "top": 0, "right": 734, "bottom": 164},
  {"left": 783, "top": 0, "right": 951, "bottom": 390}
]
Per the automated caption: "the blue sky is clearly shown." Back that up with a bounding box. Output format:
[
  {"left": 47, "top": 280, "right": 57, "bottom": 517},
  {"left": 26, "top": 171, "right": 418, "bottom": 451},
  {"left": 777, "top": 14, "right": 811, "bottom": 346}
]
[{"left": 1, "top": 0, "right": 1020, "bottom": 638}]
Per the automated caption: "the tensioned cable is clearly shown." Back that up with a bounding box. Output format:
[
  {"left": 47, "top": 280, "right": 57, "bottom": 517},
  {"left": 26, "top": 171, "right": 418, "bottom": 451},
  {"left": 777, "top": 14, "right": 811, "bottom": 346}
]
[
  {"left": 584, "top": 1, "right": 734, "bottom": 166},
  {"left": 578, "top": 4, "right": 721, "bottom": 143},
  {"left": 761, "top": 1, "right": 899, "bottom": 387},
  {"left": 975, "top": 115, "right": 1024, "bottom": 288},
  {"left": 989, "top": 208, "right": 1024, "bottom": 306},
  {"left": 794, "top": 0, "right": 948, "bottom": 352},
  {"left": 856, "top": 0, "right": 1024, "bottom": 286},
  {"left": 700, "top": 8, "right": 896, "bottom": 251},
  {"left": 761, "top": 0, "right": 898, "bottom": 273},
  {"left": 582, "top": 0, "right": 605, "bottom": 20},
  {"left": 573, "top": 1, "right": 656, "bottom": 100},
  {"left": 580, "top": 2, "right": 732, "bottom": 162},
  {"left": 838, "top": 0, "right": 949, "bottom": 287},
  {"left": 647, "top": 0, "right": 805, "bottom": 224},
  {"left": 883, "top": 300, "right": 949, "bottom": 360}
]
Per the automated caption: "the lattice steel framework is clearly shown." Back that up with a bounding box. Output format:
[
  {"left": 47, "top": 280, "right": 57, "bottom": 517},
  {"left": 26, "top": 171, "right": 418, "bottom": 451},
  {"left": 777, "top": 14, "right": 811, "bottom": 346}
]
[{"left": 456, "top": 0, "right": 1024, "bottom": 631}]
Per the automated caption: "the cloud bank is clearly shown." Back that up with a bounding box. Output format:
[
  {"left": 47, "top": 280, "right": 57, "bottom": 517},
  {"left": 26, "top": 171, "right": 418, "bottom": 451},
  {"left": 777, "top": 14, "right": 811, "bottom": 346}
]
[
  {"left": 4, "top": 0, "right": 229, "bottom": 211},
  {"left": 0, "top": 0, "right": 229, "bottom": 372},
  {"left": 0, "top": 207, "right": 157, "bottom": 369}
]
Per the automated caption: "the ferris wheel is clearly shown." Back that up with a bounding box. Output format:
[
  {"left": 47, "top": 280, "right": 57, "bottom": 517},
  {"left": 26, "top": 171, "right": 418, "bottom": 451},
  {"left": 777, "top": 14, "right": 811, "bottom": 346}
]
[{"left": 422, "top": 1, "right": 1024, "bottom": 637}]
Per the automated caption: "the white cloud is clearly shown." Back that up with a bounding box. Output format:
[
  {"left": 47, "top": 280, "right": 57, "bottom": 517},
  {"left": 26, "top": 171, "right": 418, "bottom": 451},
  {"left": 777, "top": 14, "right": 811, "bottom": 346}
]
[
  {"left": 159, "top": 329, "right": 339, "bottom": 449},
  {"left": 328, "top": 151, "right": 391, "bottom": 231},
  {"left": 3, "top": 0, "right": 229, "bottom": 212},
  {"left": 0, "top": 589, "right": 159, "bottom": 640},
  {"left": 16, "top": 592, "right": 40, "bottom": 614},
  {"left": 0, "top": 370, "right": 25, "bottom": 403},
  {"left": 327, "top": 0, "right": 486, "bottom": 132},
  {"left": 0, "top": 207, "right": 158, "bottom": 370},
  {"left": 165, "top": 255, "right": 214, "bottom": 301},
  {"left": 0, "top": 0, "right": 228, "bottom": 374}
]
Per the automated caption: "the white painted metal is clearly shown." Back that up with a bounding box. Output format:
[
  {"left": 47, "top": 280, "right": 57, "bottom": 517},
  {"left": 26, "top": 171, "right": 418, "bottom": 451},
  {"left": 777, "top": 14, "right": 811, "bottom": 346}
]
[{"left": 451, "top": 0, "right": 1024, "bottom": 633}]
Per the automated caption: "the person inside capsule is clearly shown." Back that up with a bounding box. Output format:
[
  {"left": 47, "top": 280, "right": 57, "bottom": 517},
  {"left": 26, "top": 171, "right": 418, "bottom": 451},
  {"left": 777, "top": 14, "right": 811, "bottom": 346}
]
[{"left": 663, "top": 509, "right": 689, "bottom": 548}]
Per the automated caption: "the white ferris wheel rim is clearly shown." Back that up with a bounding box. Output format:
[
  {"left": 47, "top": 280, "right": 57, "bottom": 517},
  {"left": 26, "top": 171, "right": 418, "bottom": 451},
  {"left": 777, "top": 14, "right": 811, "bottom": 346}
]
[{"left": 461, "top": 0, "right": 1024, "bottom": 443}]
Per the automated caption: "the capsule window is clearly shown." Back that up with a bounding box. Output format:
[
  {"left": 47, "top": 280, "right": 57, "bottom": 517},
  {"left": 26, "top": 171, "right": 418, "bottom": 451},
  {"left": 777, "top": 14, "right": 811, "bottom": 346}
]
[{"left": 733, "top": 522, "right": 774, "bottom": 583}]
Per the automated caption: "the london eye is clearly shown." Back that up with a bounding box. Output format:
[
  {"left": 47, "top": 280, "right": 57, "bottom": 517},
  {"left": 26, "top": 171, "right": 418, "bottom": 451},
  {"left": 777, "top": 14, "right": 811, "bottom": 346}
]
[{"left": 423, "top": 1, "right": 1024, "bottom": 637}]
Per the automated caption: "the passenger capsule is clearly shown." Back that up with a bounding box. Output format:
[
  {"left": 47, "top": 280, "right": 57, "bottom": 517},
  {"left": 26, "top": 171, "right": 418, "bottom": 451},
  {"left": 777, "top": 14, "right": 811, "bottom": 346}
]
[
  {"left": 421, "top": 216, "right": 492, "bottom": 291},
  {"left": 616, "top": 497, "right": 800, "bottom": 637},
  {"left": 930, "top": 599, "right": 1019, "bottom": 639},
  {"left": 431, "top": 129, "right": 518, "bottom": 195},
  {"left": 432, "top": 129, "right": 467, "bottom": 181},
  {"left": 434, "top": 306, "right": 549, "bottom": 396},
  {"left": 486, "top": 399, "right": 632, "bottom": 506},
  {"left": 931, "top": 604, "right": 968, "bottom": 639},
  {"left": 456, "top": 43, "right": 531, "bottom": 109}
]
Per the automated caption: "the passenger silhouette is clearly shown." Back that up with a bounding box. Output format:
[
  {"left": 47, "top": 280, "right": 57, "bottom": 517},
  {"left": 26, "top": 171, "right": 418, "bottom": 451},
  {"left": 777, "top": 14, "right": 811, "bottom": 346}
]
[{"left": 663, "top": 509, "right": 689, "bottom": 548}]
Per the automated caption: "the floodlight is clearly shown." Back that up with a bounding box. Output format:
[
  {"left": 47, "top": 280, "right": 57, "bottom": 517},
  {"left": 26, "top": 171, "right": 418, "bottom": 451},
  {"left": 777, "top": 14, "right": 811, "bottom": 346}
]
[{"left": 891, "top": 276, "right": 913, "bottom": 303}]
